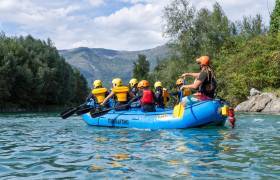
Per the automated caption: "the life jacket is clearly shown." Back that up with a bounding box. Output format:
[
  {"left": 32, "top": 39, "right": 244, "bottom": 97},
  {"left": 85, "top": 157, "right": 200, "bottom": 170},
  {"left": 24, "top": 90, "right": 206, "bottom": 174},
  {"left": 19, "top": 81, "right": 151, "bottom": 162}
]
[
  {"left": 163, "top": 88, "right": 170, "bottom": 106},
  {"left": 141, "top": 89, "right": 154, "bottom": 105},
  {"left": 112, "top": 86, "right": 129, "bottom": 102},
  {"left": 198, "top": 70, "right": 217, "bottom": 98},
  {"left": 92, "top": 87, "right": 108, "bottom": 104},
  {"left": 183, "top": 88, "right": 191, "bottom": 97}
]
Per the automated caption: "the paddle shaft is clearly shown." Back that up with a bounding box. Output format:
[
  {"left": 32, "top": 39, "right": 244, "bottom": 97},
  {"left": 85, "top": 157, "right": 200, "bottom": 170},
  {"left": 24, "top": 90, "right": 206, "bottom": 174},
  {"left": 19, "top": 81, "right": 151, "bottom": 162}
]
[{"left": 60, "top": 103, "right": 87, "bottom": 119}]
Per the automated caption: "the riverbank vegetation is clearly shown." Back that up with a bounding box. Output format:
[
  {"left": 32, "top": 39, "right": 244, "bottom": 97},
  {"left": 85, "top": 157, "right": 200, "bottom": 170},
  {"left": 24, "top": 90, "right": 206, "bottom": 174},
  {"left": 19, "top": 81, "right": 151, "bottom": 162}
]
[
  {"left": 148, "top": 0, "right": 280, "bottom": 106},
  {"left": 0, "top": 34, "right": 88, "bottom": 111}
]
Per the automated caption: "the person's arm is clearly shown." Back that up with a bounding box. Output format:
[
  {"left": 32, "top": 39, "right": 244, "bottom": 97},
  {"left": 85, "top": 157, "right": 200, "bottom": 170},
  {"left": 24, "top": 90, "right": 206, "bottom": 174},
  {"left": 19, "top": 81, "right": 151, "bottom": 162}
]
[
  {"left": 181, "top": 72, "right": 200, "bottom": 79},
  {"left": 105, "top": 91, "right": 109, "bottom": 96},
  {"left": 129, "top": 94, "right": 141, "bottom": 104},
  {"left": 181, "top": 80, "right": 202, "bottom": 90},
  {"left": 181, "top": 71, "right": 207, "bottom": 90},
  {"left": 129, "top": 91, "right": 135, "bottom": 98},
  {"left": 101, "top": 92, "right": 114, "bottom": 106},
  {"left": 86, "top": 92, "right": 93, "bottom": 102}
]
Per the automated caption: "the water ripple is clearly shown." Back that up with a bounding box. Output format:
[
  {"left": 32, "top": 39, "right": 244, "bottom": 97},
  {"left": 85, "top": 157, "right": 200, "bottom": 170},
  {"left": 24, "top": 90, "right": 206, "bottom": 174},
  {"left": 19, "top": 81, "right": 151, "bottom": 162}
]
[{"left": 0, "top": 113, "right": 279, "bottom": 179}]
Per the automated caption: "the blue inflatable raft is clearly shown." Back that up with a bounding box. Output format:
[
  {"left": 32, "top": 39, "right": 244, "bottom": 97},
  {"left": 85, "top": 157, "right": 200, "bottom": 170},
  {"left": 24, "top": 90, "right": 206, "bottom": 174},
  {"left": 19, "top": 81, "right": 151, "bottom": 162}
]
[{"left": 81, "top": 100, "right": 229, "bottom": 129}]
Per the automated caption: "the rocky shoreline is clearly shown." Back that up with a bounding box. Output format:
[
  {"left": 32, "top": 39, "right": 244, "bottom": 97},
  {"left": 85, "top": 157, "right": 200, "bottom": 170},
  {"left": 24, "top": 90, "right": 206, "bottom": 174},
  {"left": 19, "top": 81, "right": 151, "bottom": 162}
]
[{"left": 235, "top": 88, "right": 280, "bottom": 113}]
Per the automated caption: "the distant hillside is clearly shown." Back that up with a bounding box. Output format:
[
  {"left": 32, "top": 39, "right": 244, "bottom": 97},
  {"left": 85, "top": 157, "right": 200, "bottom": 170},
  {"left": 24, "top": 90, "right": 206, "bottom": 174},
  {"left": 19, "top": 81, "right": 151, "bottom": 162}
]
[{"left": 59, "top": 45, "right": 171, "bottom": 86}]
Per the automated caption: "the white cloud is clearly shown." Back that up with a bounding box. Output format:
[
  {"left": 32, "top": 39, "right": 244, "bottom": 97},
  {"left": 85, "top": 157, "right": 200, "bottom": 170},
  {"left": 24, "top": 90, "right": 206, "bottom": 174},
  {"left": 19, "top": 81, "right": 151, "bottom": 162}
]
[
  {"left": 88, "top": 0, "right": 105, "bottom": 7},
  {"left": 0, "top": 0, "right": 275, "bottom": 50},
  {"left": 63, "top": 1, "right": 169, "bottom": 50},
  {"left": 121, "top": 0, "right": 154, "bottom": 3},
  {"left": 0, "top": 0, "right": 80, "bottom": 28},
  {"left": 87, "top": 1, "right": 168, "bottom": 50},
  {"left": 191, "top": 0, "right": 275, "bottom": 24},
  {"left": 94, "top": 3, "right": 163, "bottom": 31},
  {"left": 0, "top": 0, "right": 15, "bottom": 10}
]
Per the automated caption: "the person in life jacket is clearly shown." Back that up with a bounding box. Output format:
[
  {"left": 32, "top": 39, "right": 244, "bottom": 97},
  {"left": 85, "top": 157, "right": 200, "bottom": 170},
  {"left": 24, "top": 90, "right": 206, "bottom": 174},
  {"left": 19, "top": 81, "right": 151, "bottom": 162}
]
[
  {"left": 180, "top": 56, "right": 217, "bottom": 100},
  {"left": 170, "top": 78, "right": 191, "bottom": 103},
  {"left": 87, "top": 80, "right": 109, "bottom": 108},
  {"left": 101, "top": 78, "right": 129, "bottom": 110},
  {"left": 175, "top": 78, "right": 184, "bottom": 100},
  {"left": 129, "top": 78, "right": 138, "bottom": 97},
  {"left": 138, "top": 80, "right": 156, "bottom": 112},
  {"left": 129, "top": 80, "right": 143, "bottom": 108},
  {"left": 154, "top": 81, "right": 170, "bottom": 108}
]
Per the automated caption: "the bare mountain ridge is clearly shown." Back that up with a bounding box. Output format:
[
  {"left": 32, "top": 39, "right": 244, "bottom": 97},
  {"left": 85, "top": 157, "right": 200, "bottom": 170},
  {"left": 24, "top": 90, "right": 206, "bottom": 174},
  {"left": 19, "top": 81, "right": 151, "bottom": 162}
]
[{"left": 59, "top": 45, "right": 171, "bottom": 86}]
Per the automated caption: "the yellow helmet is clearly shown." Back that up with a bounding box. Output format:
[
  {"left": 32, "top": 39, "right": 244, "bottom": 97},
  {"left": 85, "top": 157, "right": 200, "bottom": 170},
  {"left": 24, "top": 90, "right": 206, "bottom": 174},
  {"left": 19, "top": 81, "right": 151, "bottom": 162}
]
[
  {"left": 112, "top": 78, "right": 122, "bottom": 87},
  {"left": 154, "top": 81, "right": 162, "bottom": 88},
  {"left": 129, "top": 78, "right": 138, "bottom": 87},
  {"left": 93, "top": 80, "right": 102, "bottom": 88},
  {"left": 176, "top": 78, "right": 184, "bottom": 86}
]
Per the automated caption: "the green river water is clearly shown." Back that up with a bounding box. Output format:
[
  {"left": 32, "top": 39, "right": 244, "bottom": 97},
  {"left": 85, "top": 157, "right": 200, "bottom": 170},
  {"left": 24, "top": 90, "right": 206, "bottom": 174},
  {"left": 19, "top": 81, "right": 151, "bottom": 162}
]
[{"left": 0, "top": 113, "right": 279, "bottom": 179}]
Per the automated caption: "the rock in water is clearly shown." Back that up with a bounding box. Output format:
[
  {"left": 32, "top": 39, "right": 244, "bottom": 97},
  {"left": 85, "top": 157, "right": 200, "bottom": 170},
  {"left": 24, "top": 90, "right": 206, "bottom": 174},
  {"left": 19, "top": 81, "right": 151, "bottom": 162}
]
[
  {"left": 250, "top": 93, "right": 274, "bottom": 112},
  {"left": 235, "top": 96, "right": 257, "bottom": 112},
  {"left": 250, "top": 88, "right": 261, "bottom": 96},
  {"left": 262, "top": 99, "right": 280, "bottom": 113},
  {"left": 235, "top": 92, "right": 278, "bottom": 112}
]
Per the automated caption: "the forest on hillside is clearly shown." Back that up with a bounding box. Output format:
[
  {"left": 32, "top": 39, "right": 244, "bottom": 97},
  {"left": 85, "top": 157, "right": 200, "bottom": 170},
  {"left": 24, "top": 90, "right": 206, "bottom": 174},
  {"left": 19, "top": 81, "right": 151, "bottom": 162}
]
[
  {"left": 0, "top": 34, "right": 88, "bottom": 110},
  {"left": 133, "top": 0, "right": 280, "bottom": 106}
]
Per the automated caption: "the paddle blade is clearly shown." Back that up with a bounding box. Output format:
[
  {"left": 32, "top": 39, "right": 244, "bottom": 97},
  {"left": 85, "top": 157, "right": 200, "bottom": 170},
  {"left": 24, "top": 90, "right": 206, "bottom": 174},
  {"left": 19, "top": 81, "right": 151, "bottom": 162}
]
[
  {"left": 60, "top": 107, "right": 74, "bottom": 116},
  {"left": 173, "top": 103, "right": 185, "bottom": 118},
  {"left": 76, "top": 106, "right": 95, "bottom": 116},
  {"left": 90, "top": 109, "right": 111, "bottom": 118},
  {"left": 61, "top": 107, "right": 78, "bottom": 119}
]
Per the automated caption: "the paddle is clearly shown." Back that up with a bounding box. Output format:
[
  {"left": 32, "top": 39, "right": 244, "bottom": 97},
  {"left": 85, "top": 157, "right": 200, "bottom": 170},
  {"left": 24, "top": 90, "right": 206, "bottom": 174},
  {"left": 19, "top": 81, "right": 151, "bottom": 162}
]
[
  {"left": 90, "top": 103, "right": 130, "bottom": 118},
  {"left": 90, "top": 108, "right": 112, "bottom": 118},
  {"left": 76, "top": 106, "right": 95, "bottom": 116},
  {"left": 60, "top": 107, "right": 75, "bottom": 116},
  {"left": 60, "top": 103, "right": 87, "bottom": 119},
  {"left": 76, "top": 101, "right": 113, "bottom": 116}
]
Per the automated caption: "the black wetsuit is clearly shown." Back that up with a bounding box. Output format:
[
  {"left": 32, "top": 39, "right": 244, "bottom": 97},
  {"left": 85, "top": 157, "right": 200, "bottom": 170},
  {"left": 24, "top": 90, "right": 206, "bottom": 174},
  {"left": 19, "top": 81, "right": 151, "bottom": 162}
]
[
  {"left": 155, "top": 87, "right": 165, "bottom": 108},
  {"left": 130, "top": 86, "right": 138, "bottom": 97}
]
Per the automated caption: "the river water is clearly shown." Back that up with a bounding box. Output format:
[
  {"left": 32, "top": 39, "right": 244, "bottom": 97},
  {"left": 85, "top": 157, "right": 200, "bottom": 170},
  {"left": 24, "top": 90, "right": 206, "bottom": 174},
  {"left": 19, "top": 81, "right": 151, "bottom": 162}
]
[{"left": 0, "top": 113, "right": 279, "bottom": 179}]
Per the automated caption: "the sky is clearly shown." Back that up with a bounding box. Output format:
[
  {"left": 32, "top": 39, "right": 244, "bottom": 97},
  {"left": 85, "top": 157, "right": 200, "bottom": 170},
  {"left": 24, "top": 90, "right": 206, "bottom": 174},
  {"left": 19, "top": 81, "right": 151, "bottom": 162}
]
[{"left": 0, "top": 0, "right": 275, "bottom": 51}]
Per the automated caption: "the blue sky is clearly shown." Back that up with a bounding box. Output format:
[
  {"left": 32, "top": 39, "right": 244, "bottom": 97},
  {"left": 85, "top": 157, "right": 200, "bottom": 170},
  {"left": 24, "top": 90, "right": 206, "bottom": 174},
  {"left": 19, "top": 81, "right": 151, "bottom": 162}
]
[{"left": 0, "top": 0, "right": 275, "bottom": 50}]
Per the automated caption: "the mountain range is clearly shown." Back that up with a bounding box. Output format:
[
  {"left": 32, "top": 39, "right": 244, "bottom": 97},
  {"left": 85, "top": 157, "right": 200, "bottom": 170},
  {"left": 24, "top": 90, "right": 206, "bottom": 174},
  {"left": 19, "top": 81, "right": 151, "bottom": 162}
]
[{"left": 59, "top": 45, "right": 171, "bottom": 87}]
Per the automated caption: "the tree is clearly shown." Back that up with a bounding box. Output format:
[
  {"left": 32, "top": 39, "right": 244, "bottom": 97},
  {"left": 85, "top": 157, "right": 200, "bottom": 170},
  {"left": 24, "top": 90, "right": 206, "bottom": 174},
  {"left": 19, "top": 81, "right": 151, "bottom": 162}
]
[
  {"left": 163, "top": 0, "right": 196, "bottom": 60},
  {"left": 163, "top": 1, "right": 231, "bottom": 59},
  {"left": 153, "top": 0, "right": 232, "bottom": 88},
  {"left": 152, "top": 0, "right": 277, "bottom": 106},
  {"left": 0, "top": 33, "right": 89, "bottom": 109},
  {"left": 270, "top": 0, "right": 280, "bottom": 33},
  {"left": 132, "top": 54, "right": 150, "bottom": 80},
  {"left": 216, "top": 34, "right": 280, "bottom": 104},
  {"left": 239, "top": 14, "right": 265, "bottom": 37}
]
